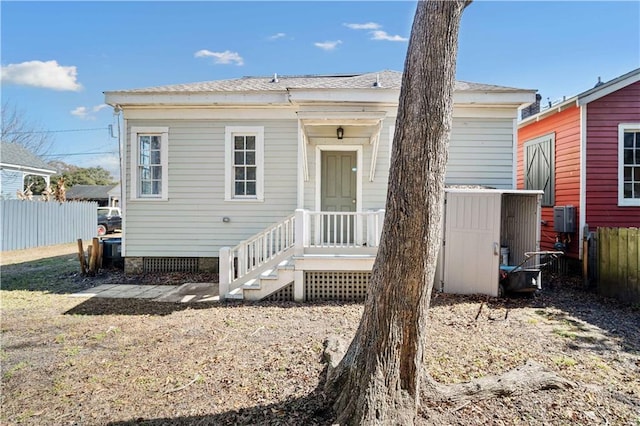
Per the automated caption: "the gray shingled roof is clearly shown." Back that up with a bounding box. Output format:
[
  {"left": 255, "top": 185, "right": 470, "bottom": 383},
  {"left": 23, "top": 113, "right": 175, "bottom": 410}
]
[
  {"left": 0, "top": 142, "right": 54, "bottom": 171},
  {"left": 66, "top": 184, "right": 118, "bottom": 200},
  {"left": 107, "top": 70, "right": 529, "bottom": 94}
]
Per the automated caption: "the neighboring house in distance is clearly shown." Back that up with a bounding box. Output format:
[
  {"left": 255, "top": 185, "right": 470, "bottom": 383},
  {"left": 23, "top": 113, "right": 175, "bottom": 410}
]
[
  {"left": 66, "top": 184, "right": 120, "bottom": 207},
  {"left": 107, "top": 183, "right": 121, "bottom": 207},
  {"left": 0, "top": 142, "right": 56, "bottom": 199},
  {"left": 105, "top": 70, "right": 535, "bottom": 300},
  {"left": 517, "top": 68, "right": 640, "bottom": 262}
]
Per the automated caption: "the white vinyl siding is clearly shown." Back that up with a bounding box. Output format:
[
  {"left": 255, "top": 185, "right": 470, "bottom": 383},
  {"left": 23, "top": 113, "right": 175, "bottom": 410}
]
[
  {"left": 130, "top": 127, "right": 169, "bottom": 201},
  {"left": 618, "top": 123, "right": 640, "bottom": 206},
  {"left": 448, "top": 117, "right": 517, "bottom": 190},
  {"left": 125, "top": 120, "right": 296, "bottom": 257},
  {"left": 0, "top": 170, "right": 23, "bottom": 199},
  {"left": 304, "top": 117, "right": 517, "bottom": 210},
  {"left": 123, "top": 112, "right": 520, "bottom": 258},
  {"left": 225, "top": 126, "right": 264, "bottom": 202}
]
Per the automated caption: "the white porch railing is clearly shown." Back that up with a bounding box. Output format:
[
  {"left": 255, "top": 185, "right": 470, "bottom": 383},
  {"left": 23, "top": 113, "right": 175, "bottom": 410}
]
[
  {"left": 219, "top": 214, "right": 296, "bottom": 296},
  {"left": 219, "top": 209, "right": 385, "bottom": 298},
  {"left": 302, "top": 210, "right": 385, "bottom": 249}
]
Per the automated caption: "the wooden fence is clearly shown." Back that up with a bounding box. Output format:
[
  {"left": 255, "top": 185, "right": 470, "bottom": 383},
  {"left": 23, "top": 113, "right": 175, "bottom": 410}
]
[
  {"left": 1, "top": 200, "right": 97, "bottom": 251},
  {"left": 597, "top": 227, "right": 639, "bottom": 305}
]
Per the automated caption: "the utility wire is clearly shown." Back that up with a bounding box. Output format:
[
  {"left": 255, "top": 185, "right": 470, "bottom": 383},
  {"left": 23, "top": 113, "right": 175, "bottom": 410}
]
[
  {"left": 4, "top": 127, "right": 107, "bottom": 135},
  {"left": 43, "top": 151, "right": 117, "bottom": 157}
]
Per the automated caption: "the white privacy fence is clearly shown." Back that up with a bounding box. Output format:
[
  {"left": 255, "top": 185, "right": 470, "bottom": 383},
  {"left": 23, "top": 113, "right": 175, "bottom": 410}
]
[{"left": 1, "top": 200, "right": 97, "bottom": 251}]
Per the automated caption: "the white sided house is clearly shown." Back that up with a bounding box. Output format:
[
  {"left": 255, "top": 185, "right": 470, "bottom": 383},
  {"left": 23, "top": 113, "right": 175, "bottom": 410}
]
[{"left": 104, "top": 70, "right": 536, "bottom": 301}]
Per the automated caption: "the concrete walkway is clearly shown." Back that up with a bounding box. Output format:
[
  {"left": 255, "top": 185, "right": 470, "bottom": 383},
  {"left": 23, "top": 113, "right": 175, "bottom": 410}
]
[{"left": 71, "top": 282, "right": 220, "bottom": 303}]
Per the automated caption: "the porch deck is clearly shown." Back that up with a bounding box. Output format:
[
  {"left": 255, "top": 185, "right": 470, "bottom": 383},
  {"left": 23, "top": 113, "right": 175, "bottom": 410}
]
[{"left": 219, "top": 209, "right": 384, "bottom": 301}]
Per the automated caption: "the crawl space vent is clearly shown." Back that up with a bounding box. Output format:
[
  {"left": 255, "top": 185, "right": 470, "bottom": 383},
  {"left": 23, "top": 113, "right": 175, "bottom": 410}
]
[{"left": 143, "top": 257, "right": 199, "bottom": 273}]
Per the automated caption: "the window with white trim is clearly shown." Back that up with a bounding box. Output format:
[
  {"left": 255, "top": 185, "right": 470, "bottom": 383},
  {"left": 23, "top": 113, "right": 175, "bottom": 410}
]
[
  {"left": 130, "top": 127, "right": 169, "bottom": 200},
  {"left": 619, "top": 123, "right": 640, "bottom": 206},
  {"left": 225, "top": 126, "right": 264, "bottom": 201}
]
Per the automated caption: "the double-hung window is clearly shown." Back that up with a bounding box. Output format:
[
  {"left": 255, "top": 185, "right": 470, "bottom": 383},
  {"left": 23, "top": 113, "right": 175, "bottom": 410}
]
[
  {"left": 619, "top": 123, "right": 640, "bottom": 206},
  {"left": 524, "top": 133, "right": 555, "bottom": 206},
  {"left": 225, "top": 126, "right": 264, "bottom": 201},
  {"left": 130, "top": 127, "right": 169, "bottom": 200}
]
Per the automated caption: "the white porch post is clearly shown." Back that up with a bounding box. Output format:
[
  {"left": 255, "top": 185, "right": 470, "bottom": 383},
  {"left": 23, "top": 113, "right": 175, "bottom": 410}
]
[
  {"left": 376, "top": 209, "right": 385, "bottom": 246},
  {"left": 237, "top": 244, "right": 246, "bottom": 278},
  {"left": 219, "top": 247, "right": 231, "bottom": 300},
  {"left": 294, "top": 270, "right": 304, "bottom": 302},
  {"left": 294, "top": 208, "right": 307, "bottom": 301},
  {"left": 294, "top": 208, "right": 307, "bottom": 256}
]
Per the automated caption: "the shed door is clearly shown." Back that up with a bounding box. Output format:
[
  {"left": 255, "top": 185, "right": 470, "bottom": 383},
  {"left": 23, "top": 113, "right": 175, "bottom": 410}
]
[
  {"left": 321, "top": 151, "right": 357, "bottom": 244},
  {"left": 443, "top": 192, "right": 501, "bottom": 297}
]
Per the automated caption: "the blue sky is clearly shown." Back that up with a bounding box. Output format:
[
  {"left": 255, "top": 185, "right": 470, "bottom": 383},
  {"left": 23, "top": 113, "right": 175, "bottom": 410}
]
[{"left": 2, "top": 1, "right": 639, "bottom": 179}]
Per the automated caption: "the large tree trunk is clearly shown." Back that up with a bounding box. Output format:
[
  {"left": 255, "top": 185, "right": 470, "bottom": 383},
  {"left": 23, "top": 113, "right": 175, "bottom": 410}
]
[{"left": 325, "top": 1, "right": 470, "bottom": 424}]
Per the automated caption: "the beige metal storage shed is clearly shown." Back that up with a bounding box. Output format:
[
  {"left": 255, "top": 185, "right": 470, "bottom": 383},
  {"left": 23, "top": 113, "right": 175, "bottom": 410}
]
[{"left": 436, "top": 188, "right": 543, "bottom": 297}]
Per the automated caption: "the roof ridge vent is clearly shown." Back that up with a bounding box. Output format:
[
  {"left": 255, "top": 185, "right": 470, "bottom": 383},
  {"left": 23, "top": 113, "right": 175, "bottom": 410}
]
[
  {"left": 372, "top": 73, "right": 382, "bottom": 88},
  {"left": 271, "top": 73, "right": 279, "bottom": 83}
]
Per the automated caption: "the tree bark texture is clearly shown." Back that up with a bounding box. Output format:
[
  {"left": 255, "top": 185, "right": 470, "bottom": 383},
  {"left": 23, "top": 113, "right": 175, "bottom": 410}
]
[
  {"left": 421, "top": 360, "right": 575, "bottom": 405},
  {"left": 326, "top": 1, "right": 471, "bottom": 424}
]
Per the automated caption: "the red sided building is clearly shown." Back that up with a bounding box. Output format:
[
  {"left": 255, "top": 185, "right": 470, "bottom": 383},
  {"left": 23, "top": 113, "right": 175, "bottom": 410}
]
[{"left": 518, "top": 68, "right": 640, "bottom": 260}]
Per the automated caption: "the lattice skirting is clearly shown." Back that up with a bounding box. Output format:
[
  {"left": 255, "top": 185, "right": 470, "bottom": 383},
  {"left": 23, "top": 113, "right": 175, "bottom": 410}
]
[
  {"left": 143, "top": 257, "right": 199, "bottom": 273},
  {"left": 263, "top": 283, "right": 294, "bottom": 302},
  {"left": 304, "top": 271, "right": 371, "bottom": 302}
]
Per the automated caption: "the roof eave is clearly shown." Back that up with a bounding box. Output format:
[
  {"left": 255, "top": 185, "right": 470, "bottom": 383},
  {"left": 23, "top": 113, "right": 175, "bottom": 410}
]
[
  {"left": 106, "top": 88, "right": 536, "bottom": 108},
  {"left": 518, "top": 97, "right": 579, "bottom": 127},
  {"left": 0, "top": 163, "right": 57, "bottom": 175},
  {"left": 105, "top": 91, "right": 292, "bottom": 107},
  {"left": 577, "top": 68, "right": 640, "bottom": 105},
  {"left": 454, "top": 90, "right": 536, "bottom": 107}
]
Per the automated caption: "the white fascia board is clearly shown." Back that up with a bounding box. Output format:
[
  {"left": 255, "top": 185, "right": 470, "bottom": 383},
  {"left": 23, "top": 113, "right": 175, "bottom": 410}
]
[
  {"left": 0, "top": 163, "right": 56, "bottom": 175},
  {"left": 453, "top": 106, "right": 520, "bottom": 119},
  {"left": 445, "top": 188, "right": 544, "bottom": 196},
  {"left": 297, "top": 110, "right": 388, "bottom": 121},
  {"left": 453, "top": 91, "right": 536, "bottom": 106},
  {"left": 104, "top": 91, "right": 290, "bottom": 106},
  {"left": 122, "top": 107, "right": 298, "bottom": 120},
  {"left": 578, "top": 71, "right": 640, "bottom": 105},
  {"left": 517, "top": 97, "right": 579, "bottom": 128},
  {"left": 288, "top": 89, "right": 399, "bottom": 104}
]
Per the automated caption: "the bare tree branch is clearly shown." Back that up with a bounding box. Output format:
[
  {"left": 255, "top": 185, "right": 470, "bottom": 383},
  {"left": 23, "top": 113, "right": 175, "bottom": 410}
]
[{"left": 1, "top": 100, "right": 54, "bottom": 157}]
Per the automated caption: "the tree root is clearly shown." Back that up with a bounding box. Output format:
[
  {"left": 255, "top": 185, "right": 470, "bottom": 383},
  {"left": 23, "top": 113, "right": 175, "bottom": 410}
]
[
  {"left": 421, "top": 360, "right": 575, "bottom": 404},
  {"left": 322, "top": 336, "right": 349, "bottom": 389},
  {"left": 324, "top": 335, "right": 575, "bottom": 411}
]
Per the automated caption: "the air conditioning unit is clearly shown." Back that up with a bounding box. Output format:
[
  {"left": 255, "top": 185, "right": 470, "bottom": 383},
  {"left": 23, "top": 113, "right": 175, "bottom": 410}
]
[{"left": 553, "top": 205, "right": 575, "bottom": 233}]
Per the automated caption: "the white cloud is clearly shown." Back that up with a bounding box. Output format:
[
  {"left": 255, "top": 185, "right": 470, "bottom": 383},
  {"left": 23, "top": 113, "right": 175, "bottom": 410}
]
[
  {"left": 268, "top": 32, "right": 286, "bottom": 40},
  {"left": 80, "top": 153, "right": 121, "bottom": 179},
  {"left": 71, "top": 106, "right": 90, "bottom": 119},
  {"left": 314, "top": 40, "right": 342, "bottom": 51},
  {"left": 0, "top": 60, "right": 82, "bottom": 91},
  {"left": 194, "top": 49, "right": 244, "bottom": 66},
  {"left": 370, "top": 31, "right": 408, "bottom": 42},
  {"left": 71, "top": 104, "right": 109, "bottom": 120},
  {"left": 344, "top": 22, "right": 381, "bottom": 30}
]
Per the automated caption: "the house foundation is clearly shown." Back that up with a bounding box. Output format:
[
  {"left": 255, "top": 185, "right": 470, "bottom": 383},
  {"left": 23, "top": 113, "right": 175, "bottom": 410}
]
[{"left": 124, "top": 257, "right": 219, "bottom": 274}]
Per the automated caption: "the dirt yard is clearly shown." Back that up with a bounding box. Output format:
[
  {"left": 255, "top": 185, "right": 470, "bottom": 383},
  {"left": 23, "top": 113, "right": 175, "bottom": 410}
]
[{"left": 1, "top": 244, "right": 639, "bottom": 425}]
